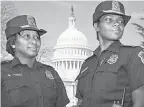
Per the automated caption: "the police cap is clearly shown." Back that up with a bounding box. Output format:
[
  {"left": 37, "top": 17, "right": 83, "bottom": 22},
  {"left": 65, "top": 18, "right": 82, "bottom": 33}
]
[
  {"left": 93, "top": 0, "right": 131, "bottom": 26},
  {"left": 5, "top": 15, "right": 47, "bottom": 39}
]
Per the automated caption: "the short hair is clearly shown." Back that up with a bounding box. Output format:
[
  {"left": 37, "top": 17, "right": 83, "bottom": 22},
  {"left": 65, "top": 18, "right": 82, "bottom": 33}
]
[
  {"left": 94, "top": 19, "right": 100, "bottom": 41},
  {"left": 6, "top": 34, "right": 17, "bottom": 56}
]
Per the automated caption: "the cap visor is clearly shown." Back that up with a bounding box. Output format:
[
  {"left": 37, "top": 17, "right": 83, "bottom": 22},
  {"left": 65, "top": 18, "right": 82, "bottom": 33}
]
[
  {"left": 21, "top": 27, "right": 47, "bottom": 36},
  {"left": 5, "top": 27, "right": 47, "bottom": 39}
]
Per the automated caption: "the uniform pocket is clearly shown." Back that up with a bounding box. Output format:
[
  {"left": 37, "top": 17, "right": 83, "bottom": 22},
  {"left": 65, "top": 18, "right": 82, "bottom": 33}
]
[
  {"left": 42, "top": 80, "right": 56, "bottom": 88},
  {"left": 105, "top": 66, "right": 119, "bottom": 74},
  {"left": 6, "top": 80, "right": 29, "bottom": 91},
  {"left": 42, "top": 80, "right": 57, "bottom": 104},
  {"left": 5, "top": 80, "right": 35, "bottom": 106},
  {"left": 102, "top": 67, "right": 119, "bottom": 91},
  {"left": 5, "top": 80, "right": 21, "bottom": 105}
]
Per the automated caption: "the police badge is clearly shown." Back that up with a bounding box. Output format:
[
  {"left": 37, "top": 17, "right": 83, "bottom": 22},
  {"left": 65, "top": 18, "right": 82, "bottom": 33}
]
[
  {"left": 107, "top": 54, "right": 118, "bottom": 64},
  {"left": 138, "top": 51, "right": 144, "bottom": 64},
  {"left": 45, "top": 70, "right": 54, "bottom": 79},
  {"left": 27, "top": 15, "right": 37, "bottom": 28}
]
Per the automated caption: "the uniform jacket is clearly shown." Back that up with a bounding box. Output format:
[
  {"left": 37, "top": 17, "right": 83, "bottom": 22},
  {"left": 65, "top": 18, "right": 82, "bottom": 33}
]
[
  {"left": 1, "top": 57, "right": 69, "bottom": 107},
  {"left": 76, "top": 41, "right": 144, "bottom": 107}
]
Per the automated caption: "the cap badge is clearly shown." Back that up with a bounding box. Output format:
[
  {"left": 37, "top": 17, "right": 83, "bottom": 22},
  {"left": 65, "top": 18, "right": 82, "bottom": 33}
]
[
  {"left": 27, "top": 15, "right": 37, "bottom": 28},
  {"left": 112, "top": 0, "right": 120, "bottom": 12}
]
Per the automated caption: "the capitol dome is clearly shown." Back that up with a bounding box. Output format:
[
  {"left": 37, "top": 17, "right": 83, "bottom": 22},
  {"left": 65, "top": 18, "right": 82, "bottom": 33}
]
[
  {"left": 51, "top": 5, "right": 92, "bottom": 79},
  {"left": 55, "top": 7, "right": 89, "bottom": 49},
  {"left": 56, "top": 27, "right": 88, "bottom": 47}
]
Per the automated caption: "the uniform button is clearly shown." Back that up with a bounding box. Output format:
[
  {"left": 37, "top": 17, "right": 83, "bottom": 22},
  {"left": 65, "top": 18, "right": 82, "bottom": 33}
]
[
  {"left": 86, "top": 98, "right": 89, "bottom": 101},
  {"left": 105, "top": 68, "right": 108, "bottom": 71},
  {"left": 40, "top": 96, "right": 42, "bottom": 98},
  {"left": 36, "top": 81, "right": 38, "bottom": 84},
  {"left": 16, "top": 85, "right": 19, "bottom": 88}
]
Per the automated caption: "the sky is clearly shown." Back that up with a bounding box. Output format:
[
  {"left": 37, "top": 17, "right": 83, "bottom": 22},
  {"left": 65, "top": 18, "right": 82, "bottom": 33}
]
[{"left": 6, "top": 1, "right": 144, "bottom": 52}]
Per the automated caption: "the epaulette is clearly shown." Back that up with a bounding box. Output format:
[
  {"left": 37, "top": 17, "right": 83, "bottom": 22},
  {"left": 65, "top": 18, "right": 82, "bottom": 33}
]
[
  {"left": 39, "top": 62, "right": 56, "bottom": 72},
  {"left": 39, "top": 62, "right": 55, "bottom": 71},
  {"left": 1, "top": 60, "right": 11, "bottom": 65},
  {"left": 122, "top": 45, "right": 144, "bottom": 51},
  {"left": 121, "top": 45, "right": 136, "bottom": 48},
  {"left": 84, "top": 54, "right": 95, "bottom": 62},
  {"left": 120, "top": 45, "right": 138, "bottom": 52}
]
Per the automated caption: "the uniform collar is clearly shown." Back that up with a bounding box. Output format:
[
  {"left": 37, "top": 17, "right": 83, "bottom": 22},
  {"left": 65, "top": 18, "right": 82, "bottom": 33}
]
[
  {"left": 11, "top": 56, "right": 40, "bottom": 69},
  {"left": 94, "top": 40, "right": 122, "bottom": 56},
  {"left": 11, "top": 56, "right": 21, "bottom": 68}
]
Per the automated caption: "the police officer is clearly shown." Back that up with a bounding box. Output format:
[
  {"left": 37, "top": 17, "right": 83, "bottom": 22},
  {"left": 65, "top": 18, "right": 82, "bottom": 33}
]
[
  {"left": 1, "top": 15, "right": 69, "bottom": 107},
  {"left": 75, "top": 1, "right": 144, "bottom": 107}
]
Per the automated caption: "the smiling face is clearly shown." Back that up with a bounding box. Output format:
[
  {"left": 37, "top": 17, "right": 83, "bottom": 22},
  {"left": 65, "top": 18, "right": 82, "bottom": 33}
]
[
  {"left": 95, "top": 14, "right": 125, "bottom": 41},
  {"left": 14, "top": 30, "right": 41, "bottom": 58}
]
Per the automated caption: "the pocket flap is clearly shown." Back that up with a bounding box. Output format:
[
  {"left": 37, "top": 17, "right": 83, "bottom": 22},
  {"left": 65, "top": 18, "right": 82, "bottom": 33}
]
[
  {"left": 42, "top": 80, "right": 56, "bottom": 88},
  {"left": 105, "top": 66, "right": 119, "bottom": 73},
  {"left": 6, "top": 80, "right": 31, "bottom": 91},
  {"left": 97, "top": 63, "right": 119, "bottom": 74}
]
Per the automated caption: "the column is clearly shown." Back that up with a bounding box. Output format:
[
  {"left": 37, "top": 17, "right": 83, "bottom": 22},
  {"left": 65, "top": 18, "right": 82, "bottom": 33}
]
[
  {"left": 57, "top": 61, "right": 59, "bottom": 70},
  {"left": 70, "top": 61, "right": 71, "bottom": 69},
  {"left": 64, "top": 61, "right": 66, "bottom": 69},
  {"left": 75, "top": 61, "right": 77, "bottom": 69},
  {"left": 72, "top": 61, "right": 74, "bottom": 69},
  {"left": 77, "top": 61, "right": 79, "bottom": 69},
  {"left": 73, "top": 61, "right": 75, "bottom": 69},
  {"left": 66, "top": 61, "right": 68, "bottom": 69},
  {"left": 54, "top": 62, "right": 56, "bottom": 70},
  {"left": 79, "top": 61, "right": 81, "bottom": 69}
]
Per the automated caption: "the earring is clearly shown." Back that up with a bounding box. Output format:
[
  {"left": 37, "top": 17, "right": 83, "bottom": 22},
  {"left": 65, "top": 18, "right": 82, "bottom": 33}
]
[{"left": 12, "top": 45, "right": 16, "bottom": 48}]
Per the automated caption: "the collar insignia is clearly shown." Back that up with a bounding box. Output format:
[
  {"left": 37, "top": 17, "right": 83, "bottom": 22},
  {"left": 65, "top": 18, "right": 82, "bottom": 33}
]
[{"left": 8, "top": 74, "right": 11, "bottom": 76}]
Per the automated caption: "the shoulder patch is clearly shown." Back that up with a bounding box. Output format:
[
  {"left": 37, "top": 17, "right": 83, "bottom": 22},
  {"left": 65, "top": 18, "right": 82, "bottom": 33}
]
[
  {"left": 38, "top": 62, "right": 56, "bottom": 79},
  {"left": 45, "top": 70, "right": 54, "bottom": 79},
  {"left": 39, "top": 62, "right": 55, "bottom": 70},
  {"left": 138, "top": 51, "right": 144, "bottom": 64},
  {"left": 121, "top": 45, "right": 136, "bottom": 49}
]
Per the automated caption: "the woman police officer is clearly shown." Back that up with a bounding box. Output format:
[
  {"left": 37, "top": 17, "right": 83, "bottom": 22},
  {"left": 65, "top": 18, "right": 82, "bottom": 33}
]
[
  {"left": 1, "top": 15, "right": 69, "bottom": 107},
  {"left": 75, "top": 1, "right": 144, "bottom": 107}
]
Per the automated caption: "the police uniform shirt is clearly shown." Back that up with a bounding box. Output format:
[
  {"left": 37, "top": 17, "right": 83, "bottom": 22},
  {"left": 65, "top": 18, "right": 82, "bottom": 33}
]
[
  {"left": 76, "top": 41, "right": 144, "bottom": 107},
  {"left": 1, "top": 57, "right": 69, "bottom": 107}
]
